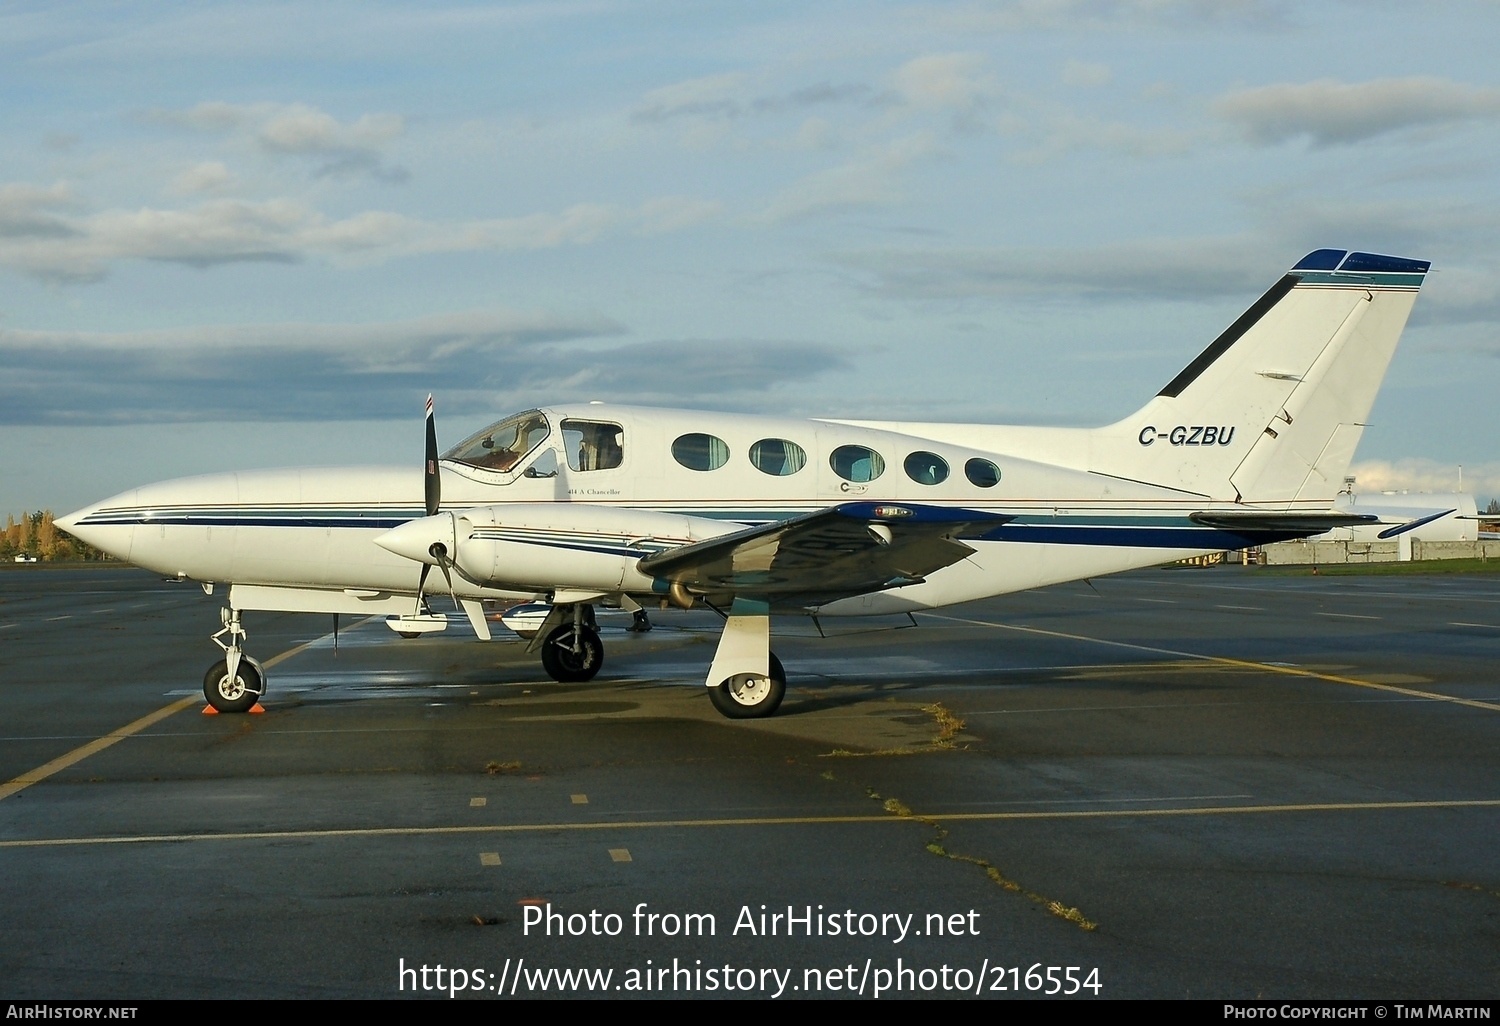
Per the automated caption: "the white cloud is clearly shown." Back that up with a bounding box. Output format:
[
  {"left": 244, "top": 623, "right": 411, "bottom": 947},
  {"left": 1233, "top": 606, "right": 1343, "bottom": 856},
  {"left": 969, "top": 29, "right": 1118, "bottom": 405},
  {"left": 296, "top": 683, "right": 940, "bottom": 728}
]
[
  {"left": 890, "top": 53, "right": 996, "bottom": 112},
  {"left": 632, "top": 73, "right": 750, "bottom": 122},
  {"left": 1349, "top": 458, "right": 1500, "bottom": 501},
  {"left": 171, "top": 161, "right": 235, "bottom": 195},
  {"left": 0, "top": 315, "right": 849, "bottom": 425},
  {"left": 0, "top": 186, "right": 722, "bottom": 281},
  {"left": 633, "top": 196, "right": 724, "bottom": 236},
  {"left": 838, "top": 235, "right": 1274, "bottom": 301},
  {"left": 0, "top": 182, "right": 80, "bottom": 239},
  {"left": 758, "top": 133, "right": 936, "bottom": 222},
  {"left": 630, "top": 72, "right": 873, "bottom": 136},
  {"left": 256, "top": 105, "right": 403, "bottom": 155},
  {"left": 923, "top": 0, "right": 1287, "bottom": 32},
  {"left": 1215, "top": 77, "right": 1500, "bottom": 146},
  {"left": 149, "top": 100, "right": 409, "bottom": 179}
]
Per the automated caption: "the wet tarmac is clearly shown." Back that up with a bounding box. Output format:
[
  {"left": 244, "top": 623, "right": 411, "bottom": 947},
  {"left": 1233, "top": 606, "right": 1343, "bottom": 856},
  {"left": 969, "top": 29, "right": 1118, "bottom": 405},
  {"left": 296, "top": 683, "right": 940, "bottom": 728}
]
[{"left": 1, "top": 564, "right": 1497, "bottom": 999}]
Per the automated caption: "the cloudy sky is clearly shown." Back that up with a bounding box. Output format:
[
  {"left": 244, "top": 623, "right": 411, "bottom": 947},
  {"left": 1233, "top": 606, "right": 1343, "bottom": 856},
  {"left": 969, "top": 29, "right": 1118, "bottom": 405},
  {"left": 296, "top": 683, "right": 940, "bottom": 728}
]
[{"left": 3, "top": 0, "right": 1498, "bottom": 514}]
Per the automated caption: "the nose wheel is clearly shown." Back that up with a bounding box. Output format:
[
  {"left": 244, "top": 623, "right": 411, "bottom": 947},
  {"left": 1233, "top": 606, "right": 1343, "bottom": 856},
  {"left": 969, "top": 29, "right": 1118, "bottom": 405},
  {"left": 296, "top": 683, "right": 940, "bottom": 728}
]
[
  {"left": 204, "top": 607, "right": 266, "bottom": 712},
  {"left": 203, "top": 656, "right": 265, "bottom": 713}
]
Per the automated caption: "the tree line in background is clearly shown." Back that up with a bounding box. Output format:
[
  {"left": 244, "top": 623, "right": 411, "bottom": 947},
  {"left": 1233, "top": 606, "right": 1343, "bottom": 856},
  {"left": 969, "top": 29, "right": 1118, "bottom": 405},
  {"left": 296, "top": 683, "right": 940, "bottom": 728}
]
[{"left": 2, "top": 511, "right": 110, "bottom": 562}]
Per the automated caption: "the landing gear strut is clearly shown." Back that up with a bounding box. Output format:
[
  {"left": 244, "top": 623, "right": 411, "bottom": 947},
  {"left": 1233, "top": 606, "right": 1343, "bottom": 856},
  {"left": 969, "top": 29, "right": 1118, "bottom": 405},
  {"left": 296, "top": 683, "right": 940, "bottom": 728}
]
[
  {"left": 539, "top": 604, "right": 604, "bottom": 683},
  {"left": 204, "top": 608, "right": 266, "bottom": 712}
]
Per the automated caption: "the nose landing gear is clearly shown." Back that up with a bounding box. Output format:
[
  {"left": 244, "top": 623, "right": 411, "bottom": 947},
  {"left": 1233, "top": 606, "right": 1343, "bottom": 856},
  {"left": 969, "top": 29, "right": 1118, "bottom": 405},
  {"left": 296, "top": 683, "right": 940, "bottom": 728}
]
[{"left": 204, "top": 608, "right": 266, "bottom": 713}]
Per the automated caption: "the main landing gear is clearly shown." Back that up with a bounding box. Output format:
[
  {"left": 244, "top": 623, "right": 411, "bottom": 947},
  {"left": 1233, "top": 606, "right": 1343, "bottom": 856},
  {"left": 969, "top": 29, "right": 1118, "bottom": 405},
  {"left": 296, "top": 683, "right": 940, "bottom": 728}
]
[
  {"left": 538, "top": 604, "right": 604, "bottom": 683},
  {"left": 203, "top": 608, "right": 266, "bottom": 713},
  {"left": 708, "top": 652, "right": 786, "bottom": 719},
  {"left": 533, "top": 602, "right": 785, "bottom": 718}
]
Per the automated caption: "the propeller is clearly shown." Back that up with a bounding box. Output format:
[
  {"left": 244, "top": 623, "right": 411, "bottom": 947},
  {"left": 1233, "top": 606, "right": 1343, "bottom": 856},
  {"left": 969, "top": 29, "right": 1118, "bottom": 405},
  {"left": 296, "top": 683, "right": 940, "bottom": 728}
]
[
  {"left": 424, "top": 394, "right": 440, "bottom": 517},
  {"left": 415, "top": 394, "right": 441, "bottom": 606},
  {"left": 403, "top": 395, "right": 491, "bottom": 641}
]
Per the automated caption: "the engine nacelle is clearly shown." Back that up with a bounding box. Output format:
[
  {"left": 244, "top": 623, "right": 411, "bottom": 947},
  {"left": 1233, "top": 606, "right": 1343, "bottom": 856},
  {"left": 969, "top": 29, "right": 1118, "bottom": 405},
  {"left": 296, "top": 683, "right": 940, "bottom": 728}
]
[{"left": 375, "top": 503, "right": 737, "bottom": 595}]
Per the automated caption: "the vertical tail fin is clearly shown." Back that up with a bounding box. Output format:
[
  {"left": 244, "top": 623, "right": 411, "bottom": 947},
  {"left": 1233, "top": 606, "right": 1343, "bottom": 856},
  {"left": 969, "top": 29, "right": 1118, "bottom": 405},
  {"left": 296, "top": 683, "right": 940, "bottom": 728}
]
[{"left": 1095, "top": 250, "right": 1429, "bottom": 503}]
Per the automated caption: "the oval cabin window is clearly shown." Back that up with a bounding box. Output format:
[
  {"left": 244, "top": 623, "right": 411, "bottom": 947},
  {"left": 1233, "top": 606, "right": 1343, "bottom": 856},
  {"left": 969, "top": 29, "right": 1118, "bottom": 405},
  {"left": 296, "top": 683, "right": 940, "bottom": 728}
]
[
  {"left": 903, "top": 451, "right": 949, "bottom": 485},
  {"left": 964, "top": 458, "right": 1001, "bottom": 488},
  {"left": 749, "top": 438, "right": 807, "bottom": 476},
  {"left": 830, "top": 444, "right": 886, "bottom": 483},
  {"left": 672, "top": 433, "right": 730, "bottom": 471}
]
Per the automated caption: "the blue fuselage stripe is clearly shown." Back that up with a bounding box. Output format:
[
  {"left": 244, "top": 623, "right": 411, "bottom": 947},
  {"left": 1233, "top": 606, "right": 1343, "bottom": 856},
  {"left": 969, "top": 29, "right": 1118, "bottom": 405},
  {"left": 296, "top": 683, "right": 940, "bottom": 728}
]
[{"left": 77, "top": 505, "right": 1287, "bottom": 551}]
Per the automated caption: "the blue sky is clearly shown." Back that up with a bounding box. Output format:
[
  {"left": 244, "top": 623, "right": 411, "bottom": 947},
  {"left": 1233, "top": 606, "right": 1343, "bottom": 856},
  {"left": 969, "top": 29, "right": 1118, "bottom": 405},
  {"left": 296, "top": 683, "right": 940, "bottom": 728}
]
[{"left": 3, "top": 0, "right": 1498, "bottom": 513}]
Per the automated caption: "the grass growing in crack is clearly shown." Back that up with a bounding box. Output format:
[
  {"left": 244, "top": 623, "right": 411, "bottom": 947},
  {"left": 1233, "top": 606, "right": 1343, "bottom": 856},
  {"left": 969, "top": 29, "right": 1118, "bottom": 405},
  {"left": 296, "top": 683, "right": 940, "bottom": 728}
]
[
  {"left": 867, "top": 786, "right": 1097, "bottom": 932},
  {"left": 823, "top": 702, "right": 969, "bottom": 758}
]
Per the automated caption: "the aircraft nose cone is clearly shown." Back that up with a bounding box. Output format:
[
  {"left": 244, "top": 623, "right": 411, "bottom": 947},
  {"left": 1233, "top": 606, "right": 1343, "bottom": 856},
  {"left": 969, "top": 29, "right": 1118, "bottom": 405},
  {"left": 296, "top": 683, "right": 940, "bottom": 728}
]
[
  {"left": 53, "top": 500, "right": 122, "bottom": 557},
  {"left": 374, "top": 515, "right": 449, "bottom": 564}
]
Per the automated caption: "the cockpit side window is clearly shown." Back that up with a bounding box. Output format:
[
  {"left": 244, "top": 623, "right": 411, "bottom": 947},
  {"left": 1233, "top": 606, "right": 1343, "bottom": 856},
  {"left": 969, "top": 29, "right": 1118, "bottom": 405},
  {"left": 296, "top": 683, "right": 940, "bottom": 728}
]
[
  {"left": 562, "top": 420, "right": 624, "bottom": 472},
  {"left": 444, "top": 411, "right": 551, "bottom": 472}
]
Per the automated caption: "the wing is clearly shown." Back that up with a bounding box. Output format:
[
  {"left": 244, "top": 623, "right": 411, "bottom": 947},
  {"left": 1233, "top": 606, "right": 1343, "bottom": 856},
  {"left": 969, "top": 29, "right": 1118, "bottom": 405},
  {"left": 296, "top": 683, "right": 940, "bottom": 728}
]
[{"left": 636, "top": 501, "right": 1012, "bottom": 607}]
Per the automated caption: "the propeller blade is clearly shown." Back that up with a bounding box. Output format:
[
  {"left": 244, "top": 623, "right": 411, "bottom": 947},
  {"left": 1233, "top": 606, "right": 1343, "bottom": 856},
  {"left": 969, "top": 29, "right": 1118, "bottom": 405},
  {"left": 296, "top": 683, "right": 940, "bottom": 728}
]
[
  {"left": 417, "top": 562, "right": 431, "bottom": 599},
  {"left": 415, "top": 394, "right": 440, "bottom": 614},
  {"left": 424, "top": 394, "right": 440, "bottom": 517},
  {"left": 429, "top": 538, "right": 457, "bottom": 609}
]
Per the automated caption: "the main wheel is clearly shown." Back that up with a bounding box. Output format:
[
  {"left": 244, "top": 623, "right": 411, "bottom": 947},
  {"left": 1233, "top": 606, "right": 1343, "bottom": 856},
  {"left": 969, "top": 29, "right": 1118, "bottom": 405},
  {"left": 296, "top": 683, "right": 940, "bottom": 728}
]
[
  {"left": 203, "top": 657, "right": 264, "bottom": 713},
  {"left": 709, "top": 653, "right": 786, "bottom": 719},
  {"left": 539, "top": 624, "right": 604, "bottom": 683}
]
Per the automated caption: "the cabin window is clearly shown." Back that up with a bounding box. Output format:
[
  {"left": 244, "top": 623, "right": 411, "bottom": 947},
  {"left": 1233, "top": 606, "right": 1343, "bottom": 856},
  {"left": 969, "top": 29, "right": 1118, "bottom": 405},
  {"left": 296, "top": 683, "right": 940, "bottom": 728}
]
[
  {"left": 830, "top": 444, "right": 885, "bottom": 483},
  {"left": 562, "top": 420, "right": 624, "bottom": 472},
  {"left": 749, "top": 438, "right": 807, "bottom": 476},
  {"left": 523, "top": 449, "right": 559, "bottom": 478},
  {"left": 964, "top": 458, "right": 1001, "bottom": 488},
  {"left": 672, "top": 433, "right": 730, "bottom": 471},
  {"left": 903, "top": 451, "right": 948, "bottom": 486},
  {"left": 444, "top": 410, "right": 551, "bottom": 472}
]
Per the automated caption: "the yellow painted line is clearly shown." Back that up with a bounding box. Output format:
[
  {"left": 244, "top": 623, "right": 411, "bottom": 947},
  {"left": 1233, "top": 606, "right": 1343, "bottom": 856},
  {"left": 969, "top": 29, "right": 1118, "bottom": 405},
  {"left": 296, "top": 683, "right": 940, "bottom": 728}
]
[
  {"left": 609, "top": 848, "right": 632, "bottom": 862},
  {"left": 0, "top": 696, "right": 199, "bottom": 802},
  {"left": 923, "top": 613, "right": 1500, "bottom": 713},
  {"left": 571, "top": 793, "right": 588, "bottom": 805},
  {"left": 479, "top": 852, "right": 501, "bottom": 866},
  {"left": 0, "top": 626, "right": 349, "bottom": 803},
  {"left": 470, "top": 797, "right": 487, "bottom": 808},
  {"left": 2, "top": 798, "right": 1496, "bottom": 849}
]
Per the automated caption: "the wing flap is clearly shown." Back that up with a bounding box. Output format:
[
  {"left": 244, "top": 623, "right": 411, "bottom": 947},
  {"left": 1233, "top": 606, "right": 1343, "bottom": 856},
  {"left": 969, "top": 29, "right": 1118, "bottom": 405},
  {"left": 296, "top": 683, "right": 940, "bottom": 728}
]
[{"left": 637, "top": 502, "right": 1011, "bottom": 605}]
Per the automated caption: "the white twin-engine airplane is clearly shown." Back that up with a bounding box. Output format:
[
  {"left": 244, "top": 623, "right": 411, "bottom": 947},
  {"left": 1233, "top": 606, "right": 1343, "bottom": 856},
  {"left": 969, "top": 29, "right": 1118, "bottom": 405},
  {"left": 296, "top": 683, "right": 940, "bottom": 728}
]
[{"left": 58, "top": 248, "right": 1429, "bottom": 719}]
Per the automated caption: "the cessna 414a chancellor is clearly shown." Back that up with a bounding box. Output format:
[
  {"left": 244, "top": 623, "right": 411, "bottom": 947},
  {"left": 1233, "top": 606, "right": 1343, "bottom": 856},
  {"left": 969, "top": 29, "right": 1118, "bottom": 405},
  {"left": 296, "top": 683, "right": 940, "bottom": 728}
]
[{"left": 58, "top": 249, "right": 1429, "bottom": 719}]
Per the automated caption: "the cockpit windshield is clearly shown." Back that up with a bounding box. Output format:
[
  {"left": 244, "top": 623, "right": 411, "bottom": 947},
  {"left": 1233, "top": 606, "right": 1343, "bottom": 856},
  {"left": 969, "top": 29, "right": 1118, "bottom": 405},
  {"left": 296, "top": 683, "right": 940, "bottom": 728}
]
[{"left": 443, "top": 410, "right": 551, "bottom": 472}]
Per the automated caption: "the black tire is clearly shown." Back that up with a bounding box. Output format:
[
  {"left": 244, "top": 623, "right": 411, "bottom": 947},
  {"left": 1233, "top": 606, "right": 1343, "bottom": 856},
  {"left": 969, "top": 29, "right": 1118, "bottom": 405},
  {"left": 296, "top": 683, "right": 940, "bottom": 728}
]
[
  {"left": 203, "top": 657, "right": 264, "bottom": 713},
  {"left": 539, "top": 624, "right": 604, "bottom": 683},
  {"left": 397, "top": 632, "right": 421, "bottom": 639},
  {"left": 708, "top": 652, "right": 786, "bottom": 719}
]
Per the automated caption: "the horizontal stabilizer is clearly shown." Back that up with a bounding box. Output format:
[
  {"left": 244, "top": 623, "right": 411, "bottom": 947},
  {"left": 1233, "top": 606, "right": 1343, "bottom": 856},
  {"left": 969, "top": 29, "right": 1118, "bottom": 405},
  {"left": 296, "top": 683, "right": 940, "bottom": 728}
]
[
  {"left": 1188, "top": 511, "right": 1377, "bottom": 534},
  {"left": 1376, "top": 508, "right": 1457, "bottom": 540}
]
